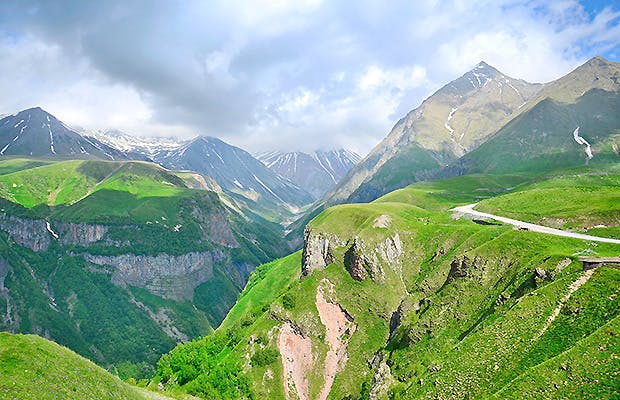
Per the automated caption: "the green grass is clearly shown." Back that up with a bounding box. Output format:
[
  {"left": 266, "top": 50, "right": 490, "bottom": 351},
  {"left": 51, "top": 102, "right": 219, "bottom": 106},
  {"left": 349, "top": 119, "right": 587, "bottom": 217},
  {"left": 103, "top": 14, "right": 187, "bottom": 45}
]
[
  {"left": 0, "top": 332, "right": 174, "bottom": 400},
  {"left": 0, "top": 160, "right": 100, "bottom": 207},
  {"left": 375, "top": 173, "right": 531, "bottom": 211},
  {"left": 477, "top": 165, "right": 620, "bottom": 230},
  {"left": 0, "top": 160, "right": 193, "bottom": 223},
  {"left": 158, "top": 167, "right": 620, "bottom": 399},
  {"left": 220, "top": 251, "right": 302, "bottom": 330},
  {"left": 0, "top": 158, "right": 52, "bottom": 175}
]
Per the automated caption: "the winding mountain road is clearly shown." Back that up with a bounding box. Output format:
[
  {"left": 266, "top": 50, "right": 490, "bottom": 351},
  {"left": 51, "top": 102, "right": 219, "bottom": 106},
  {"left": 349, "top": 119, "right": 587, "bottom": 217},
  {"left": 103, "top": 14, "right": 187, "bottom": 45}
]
[{"left": 452, "top": 203, "right": 620, "bottom": 245}]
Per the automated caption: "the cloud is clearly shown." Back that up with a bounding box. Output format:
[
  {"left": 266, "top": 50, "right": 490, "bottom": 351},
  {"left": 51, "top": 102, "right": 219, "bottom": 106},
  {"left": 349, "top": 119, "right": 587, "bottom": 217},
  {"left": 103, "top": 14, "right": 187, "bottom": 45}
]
[{"left": 0, "top": 0, "right": 618, "bottom": 154}]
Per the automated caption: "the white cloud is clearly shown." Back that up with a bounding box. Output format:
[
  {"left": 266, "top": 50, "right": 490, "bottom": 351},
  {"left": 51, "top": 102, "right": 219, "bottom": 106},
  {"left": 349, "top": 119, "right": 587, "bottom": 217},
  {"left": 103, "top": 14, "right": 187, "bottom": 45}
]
[{"left": 0, "top": 0, "right": 618, "bottom": 155}]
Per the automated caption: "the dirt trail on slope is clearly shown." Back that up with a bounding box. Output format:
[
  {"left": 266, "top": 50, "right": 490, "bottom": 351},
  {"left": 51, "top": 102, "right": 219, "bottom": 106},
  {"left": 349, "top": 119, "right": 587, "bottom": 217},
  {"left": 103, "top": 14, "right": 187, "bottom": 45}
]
[
  {"left": 316, "top": 278, "right": 357, "bottom": 400},
  {"left": 533, "top": 269, "right": 595, "bottom": 341},
  {"left": 278, "top": 323, "right": 313, "bottom": 400}
]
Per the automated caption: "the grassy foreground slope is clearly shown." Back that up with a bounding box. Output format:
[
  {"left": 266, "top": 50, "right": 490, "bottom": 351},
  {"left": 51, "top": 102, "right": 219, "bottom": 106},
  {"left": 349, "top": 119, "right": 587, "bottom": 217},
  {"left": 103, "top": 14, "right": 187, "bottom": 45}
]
[
  {"left": 155, "top": 169, "right": 620, "bottom": 399},
  {"left": 0, "top": 332, "right": 177, "bottom": 400}
]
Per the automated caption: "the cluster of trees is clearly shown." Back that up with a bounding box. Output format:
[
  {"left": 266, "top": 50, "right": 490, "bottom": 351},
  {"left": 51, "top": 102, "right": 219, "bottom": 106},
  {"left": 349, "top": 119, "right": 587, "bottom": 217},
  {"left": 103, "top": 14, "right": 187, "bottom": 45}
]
[{"left": 156, "top": 329, "right": 252, "bottom": 398}]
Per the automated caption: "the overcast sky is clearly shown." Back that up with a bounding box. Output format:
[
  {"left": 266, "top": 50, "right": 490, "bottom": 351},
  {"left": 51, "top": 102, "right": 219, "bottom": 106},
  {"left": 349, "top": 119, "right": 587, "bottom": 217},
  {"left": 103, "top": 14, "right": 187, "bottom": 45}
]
[{"left": 0, "top": 0, "right": 619, "bottom": 155}]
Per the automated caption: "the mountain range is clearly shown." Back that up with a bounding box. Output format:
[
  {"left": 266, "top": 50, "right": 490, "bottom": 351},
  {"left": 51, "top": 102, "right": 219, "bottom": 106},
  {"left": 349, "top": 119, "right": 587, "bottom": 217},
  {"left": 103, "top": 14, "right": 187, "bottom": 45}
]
[
  {"left": 0, "top": 107, "right": 127, "bottom": 160},
  {"left": 0, "top": 55, "right": 619, "bottom": 399},
  {"left": 257, "top": 149, "right": 360, "bottom": 199},
  {"left": 0, "top": 109, "right": 335, "bottom": 224},
  {"left": 287, "top": 56, "right": 620, "bottom": 245}
]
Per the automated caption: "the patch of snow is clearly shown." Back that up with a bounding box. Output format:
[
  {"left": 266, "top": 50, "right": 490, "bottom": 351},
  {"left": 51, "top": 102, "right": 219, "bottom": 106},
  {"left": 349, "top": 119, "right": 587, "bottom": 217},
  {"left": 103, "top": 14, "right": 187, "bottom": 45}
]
[
  {"left": 13, "top": 119, "right": 24, "bottom": 128},
  {"left": 45, "top": 221, "right": 59, "bottom": 239},
  {"left": 87, "top": 129, "right": 186, "bottom": 155},
  {"left": 253, "top": 174, "right": 285, "bottom": 203},
  {"left": 47, "top": 124, "right": 56, "bottom": 154},
  {"left": 506, "top": 81, "right": 523, "bottom": 99},
  {"left": 572, "top": 126, "right": 593, "bottom": 159},
  {"left": 312, "top": 153, "right": 338, "bottom": 184},
  {"left": 233, "top": 179, "right": 244, "bottom": 189},
  {"left": 472, "top": 72, "right": 485, "bottom": 87},
  {"left": 82, "top": 136, "right": 115, "bottom": 160},
  {"left": 211, "top": 148, "right": 225, "bottom": 164},
  {"left": 444, "top": 107, "right": 458, "bottom": 142},
  {"left": 0, "top": 143, "right": 10, "bottom": 155}
]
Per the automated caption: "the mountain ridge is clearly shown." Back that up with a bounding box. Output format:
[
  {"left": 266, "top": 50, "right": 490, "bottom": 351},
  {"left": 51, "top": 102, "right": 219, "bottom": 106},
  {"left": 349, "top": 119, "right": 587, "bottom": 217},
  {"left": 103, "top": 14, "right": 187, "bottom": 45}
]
[
  {"left": 0, "top": 107, "right": 128, "bottom": 160},
  {"left": 257, "top": 149, "right": 361, "bottom": 199}
]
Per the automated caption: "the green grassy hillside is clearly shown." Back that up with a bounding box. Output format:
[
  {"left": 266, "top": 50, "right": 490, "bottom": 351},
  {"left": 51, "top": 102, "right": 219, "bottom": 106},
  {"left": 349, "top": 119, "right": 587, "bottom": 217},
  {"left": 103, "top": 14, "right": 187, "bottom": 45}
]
[
  {"left": 155, "top": 170, "right": 620, "bottom": 399},
  {"left": 0, "top": 332, "right": 177, "bottom": 400},
  {"left": 476, "top": 164, "right": 620, "bottom": 238},
  {"left": 456, "top": 89, "right": 620, "bottom": 175},
  {"left": 0, "top": 158, "right": 287, "bottom": 380}
]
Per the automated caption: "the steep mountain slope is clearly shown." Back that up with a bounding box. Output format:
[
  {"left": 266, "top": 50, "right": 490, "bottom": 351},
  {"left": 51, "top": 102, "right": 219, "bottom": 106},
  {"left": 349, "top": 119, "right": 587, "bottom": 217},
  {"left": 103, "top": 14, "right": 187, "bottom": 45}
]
[
  {"left": 332, "top": 61, "right": 542, "bottom": 204},
  {"left": 287, "top": 57, "right": 619, "bottom": 246},
  {"left": 452, "top": 58, "right": 620, "bottom": 175},
  {"left": 0, "top": 158, "right": 286, "bottom": 378},
  {"left": 526, "top": 56, "right": 620, "bottom": 106},
  {"left": 87, "top": 129, "right": 187, "bottom": 159},
  {"left": 0, "top": 108, "right": 126, "bottom": 160},
  {"left": 157, "top": 137, "right": 314, "bottom": 219},
  {"left": 0, "top": 332, "right": 177, "bottom": 400},
  {"left": 286, "top": 62, "right": 542, "bottom": 244},
  {"left": 155, "top": 166, "right": 620, "bottom": 399},
  {"left": 257, "top": 149, "right": 361, "bottom": 199}
]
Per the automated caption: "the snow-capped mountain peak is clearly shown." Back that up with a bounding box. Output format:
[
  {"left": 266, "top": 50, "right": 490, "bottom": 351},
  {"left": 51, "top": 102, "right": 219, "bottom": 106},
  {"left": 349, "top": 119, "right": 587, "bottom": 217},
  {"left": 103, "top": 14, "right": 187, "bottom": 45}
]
[
  {"left": 257, "top": 149, "right": 361, "bottom": 199},
  {"left": 86, "top": 129, "right": 189, "bottom": 156}
]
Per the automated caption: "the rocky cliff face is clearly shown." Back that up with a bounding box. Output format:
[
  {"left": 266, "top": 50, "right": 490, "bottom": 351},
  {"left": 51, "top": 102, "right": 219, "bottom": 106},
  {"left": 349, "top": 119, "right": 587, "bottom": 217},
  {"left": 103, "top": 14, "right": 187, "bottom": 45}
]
[
  {"left": 301, "top": 227, "right": 343, "bottom": 276},
  {"left": 302, "top": 227, "right": 403, "bottom": 283},
  {"left": 55, "top": 222, "right": 108, "bottom": 246},
  {"left": 85, "top": 251, "right": 224, "bottom": 301},
  {"left": 188, "top": 201, "right": 239, "bottom": 247},
  {"left": 0, "top": 213, "right": 51, "bottom": 251},
  {"left": 0, "top": 210, "right": 254, "bottom": 308}
]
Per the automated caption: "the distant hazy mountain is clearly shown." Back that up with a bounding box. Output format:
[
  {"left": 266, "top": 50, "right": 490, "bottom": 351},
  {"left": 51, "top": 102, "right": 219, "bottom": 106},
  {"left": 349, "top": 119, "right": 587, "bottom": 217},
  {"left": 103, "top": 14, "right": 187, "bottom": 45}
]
[
  {"left": 0, "top": 107, "right": 126, "bottom": 160},
  {"left": 86, "top": 128, "right": 187, "bottom": 159},
  {"left": 156, "top": 136, "right": 314, "bottom": 211},
  {"left": 257, "top": 149, "right": 360, "bottom": 199}
]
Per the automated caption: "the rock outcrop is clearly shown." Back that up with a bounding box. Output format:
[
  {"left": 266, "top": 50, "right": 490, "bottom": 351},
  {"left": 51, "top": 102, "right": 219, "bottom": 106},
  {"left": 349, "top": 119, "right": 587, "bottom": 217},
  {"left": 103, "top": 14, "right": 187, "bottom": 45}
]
[
  {"left": 301, "top": 227, "right": 343, "bottom": 276},
  {"left": 303, "top": 226, "right": 404, "bottom": 283},
  {"left": 344, "top": 239, "right": 372, "bottom": 281},
  {"left": 0, "top": 257, "right": 8, "bottom": 290},
  {"left": 55, "top": 222, "right": 108, "bottom": 246},
  {"left": 447, "top": 256, "right": 472, "bottom": 282},
  {"left": 84, "top": 251, "right": 225, "bottom": 301},
  {"left": 0, "top": 213, "right": 51, "bottom": 251}
]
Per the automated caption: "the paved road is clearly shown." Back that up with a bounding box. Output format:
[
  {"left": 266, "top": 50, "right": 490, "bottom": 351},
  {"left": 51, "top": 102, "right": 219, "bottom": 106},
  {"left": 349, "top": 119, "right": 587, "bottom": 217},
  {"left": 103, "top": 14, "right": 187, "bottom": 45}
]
[{"left": 452, "top": 203, "right": 620, "bottom": 245}]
